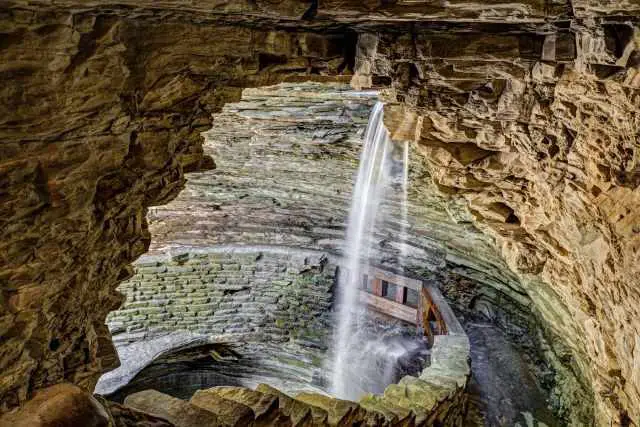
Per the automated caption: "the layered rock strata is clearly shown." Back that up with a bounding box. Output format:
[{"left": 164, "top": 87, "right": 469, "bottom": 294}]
[
  {"left": 107, "top": 250, "right": 335, "bottom": 346},
  {"left": 358, "top": 16, "right": 640, "bottom": 425},
  {"left": 0, "top": 5, "right": 356, "bottom": 410},
  {"left": 1, "top": 2, "right": 638, "bottom": 426}
]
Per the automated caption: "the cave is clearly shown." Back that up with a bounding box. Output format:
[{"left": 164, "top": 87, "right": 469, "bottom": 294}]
[{"left": 1, "top": 2, "right": 639, "bottom": 427}]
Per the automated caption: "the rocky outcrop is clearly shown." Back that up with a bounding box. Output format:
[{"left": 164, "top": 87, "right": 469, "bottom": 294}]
[
  {"left": 1, "top": 1, "right": 638, "bottom": 426},
  {"left": 123, "top": 375, "right": 471, "bottom": 427},
  {"left": 0, "top": 3, "right": 355, "bottom": 411},
  {"left": 0, "top": 383, "right": 173, "bottom": 427},
  {"left": 362, "top": 17, "right": 640, "bottom": 426}
]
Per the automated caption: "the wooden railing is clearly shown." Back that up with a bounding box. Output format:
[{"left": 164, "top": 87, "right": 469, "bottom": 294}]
[{"left": 353, "top": 267, "right": 449, "bottom": 343}]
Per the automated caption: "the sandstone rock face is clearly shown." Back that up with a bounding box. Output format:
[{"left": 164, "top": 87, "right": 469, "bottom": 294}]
[
  {"left": 1, "top": 1, "right": 638, "bottom": 426},
  {"left": 357, "top": 18, "right": 640, "bottom": 427},
  {"left": 0, "top": 3, "right": 355, "bottom": 410},
  {"left": 0, "top": 382, "right": 174, "bottom": 427},
  {"left": 0, "top": 383, "right": 110, "bottom": 427},
  {"left": 125, "top": 389, "right": 221, "bottom": 427}
]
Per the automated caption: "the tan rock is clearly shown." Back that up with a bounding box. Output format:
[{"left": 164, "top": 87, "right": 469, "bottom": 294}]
[
  {"left": 0, "top": 383, "right": 109, "bottom": 427},
  {"left": 125, "top": 389, "right": 221, "bottom": 427},
  {"left": 190, "top": 388, "right": 255, "bottom": 427}
]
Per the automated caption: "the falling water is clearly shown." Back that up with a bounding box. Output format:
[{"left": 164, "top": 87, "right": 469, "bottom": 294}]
[
  {"left": 330, "top": 102, "right": 394, "bottom": 399},
  {"left": 399, "top": 140, "right": 410, "bottom": 270}
]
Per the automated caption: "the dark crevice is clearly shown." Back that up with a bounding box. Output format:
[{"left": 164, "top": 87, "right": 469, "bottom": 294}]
[
  {"left": 337, "top": 30, "right": 357, "bottom": 74},
  {"left": 258, "top": 53, "right": 289, "bottom": 71},
  {"left": 302, "top": 0, "right": 318, "bottom": 20}
]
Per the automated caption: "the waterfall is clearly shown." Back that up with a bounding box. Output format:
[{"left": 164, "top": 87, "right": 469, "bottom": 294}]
[
  {"left": 330, "top": 102, "right": 394, "bottom": 399},
  {"left": 399, "top": 140, "right": 410, "bottom": 270}
]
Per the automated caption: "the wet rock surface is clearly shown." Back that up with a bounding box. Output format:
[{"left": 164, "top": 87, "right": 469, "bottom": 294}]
[
  {"left": 1, "top": 2, "right": 639, "bottom": 425},
  {"left": 466, "top": 323, "right": 561, "bottom": 427}
]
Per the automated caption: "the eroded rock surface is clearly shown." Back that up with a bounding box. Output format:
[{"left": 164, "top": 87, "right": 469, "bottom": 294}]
[
  {"left": 361, "top": 17, "right": 640, "bottom": 426},
  {"left": 1, "top": 1, "right": 639, "bottom": 426},
  {"left": 0, "top": 3, "right": 355, "bottom": 410}
]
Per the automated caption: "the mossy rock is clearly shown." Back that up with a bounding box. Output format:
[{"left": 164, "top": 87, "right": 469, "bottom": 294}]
[
  {"left": 294, "top": 392, "right": 369, "bottom": 426},
  {"left": 359, "top": 393, "right": 416, "bottom": 426},
  {"left": 256, "top": 384, "right": 315, "bottom": 427}
]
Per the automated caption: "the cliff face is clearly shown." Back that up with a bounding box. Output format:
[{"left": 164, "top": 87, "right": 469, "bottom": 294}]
[
  {"left": 0, "top": 1, "right": 638, "bottom": 426},
  {"left": 0, "top": 3, "right": 355, "bottom": 410},
  {"left": 360, "top": 19, "right": 640, "bottom": 426}
]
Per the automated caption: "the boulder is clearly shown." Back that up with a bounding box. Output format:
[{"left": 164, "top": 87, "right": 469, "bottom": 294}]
[
  {"left": 0, "top": 384, "right": 110, "bottom": 427},
  {"left": 125, "top": 389, "right": 221, "bottom": 427}
]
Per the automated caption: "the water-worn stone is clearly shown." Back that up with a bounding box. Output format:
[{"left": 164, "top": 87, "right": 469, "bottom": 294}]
[
  {"left": 190, "top": 388, "right": 255, "bottom": 427},
  {"left": 0, "top": 383, "right": 110, "bottom": 427},
  {"left": 125, "top": 389, "right": 221, "bottom": 427}
]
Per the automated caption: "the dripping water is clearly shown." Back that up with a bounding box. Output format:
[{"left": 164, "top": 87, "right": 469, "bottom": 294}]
[
  {"left": 399, "top": 140, "right": 410, "bottom": 271},
  {"left": 330, "top": 102, "right": 394, "bottom": 399}
]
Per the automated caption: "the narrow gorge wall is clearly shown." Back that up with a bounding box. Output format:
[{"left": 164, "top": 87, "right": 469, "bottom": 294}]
[
  {"left": 361, "top": 19, "right": 640, "bottom": 426},
  {"left": 107, "top": 250, "right": 335, "bottom": 346},
  {"left": 1, "top": 2, "right": 639, "bottom": 426}
]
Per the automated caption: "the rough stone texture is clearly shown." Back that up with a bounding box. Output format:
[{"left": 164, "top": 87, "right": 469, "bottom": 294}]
[
  {"left": 1, "top": 1, "right": 639, "bottom": 426},
  {"left": 190, "top": 388, "right": 256, "bottom": 427},
  {"left": 0, "top": 383, "right": 110, "bottom": 427},
  {"left": 0, "top": 382, "right": 174, "bottom": 427},
  {"left": 98, "top": 398, "right": 176, "bottom": 427},
  {"left": 125, "top": 389, "right": 221, "bottom": 427},
  {"left": 355, "top": 16, "right": 640, "bottom": 426},
  {"left": 107, "top": 250, "right": 335, "bottom": 345},
  {"left": 0, "top": 4, "right": 354, "bottom": 411}
]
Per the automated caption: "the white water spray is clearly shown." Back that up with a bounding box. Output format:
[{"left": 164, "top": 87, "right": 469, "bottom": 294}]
[
  {"left": 399, "top": 140, "right": 410, "bottom": 270},
  {"left": 330, "top": 102, "right": 394, "bottom": 399}
]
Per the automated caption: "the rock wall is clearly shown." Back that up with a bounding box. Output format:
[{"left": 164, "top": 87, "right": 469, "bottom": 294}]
[
  {"left": 0, "top": 4, "right": 357, "bottom": 410},
  {"left": 148, "top": 82, "right": 525, "bottom": 321},
  {"left": 107, "top": 250, "right": 336, "bottom": 346},
  {"left": 1, "top": 1, "right": 639, "bottom": 425},
  {"left": 358, "top": 19, "right": 640, "bottom": 426}
]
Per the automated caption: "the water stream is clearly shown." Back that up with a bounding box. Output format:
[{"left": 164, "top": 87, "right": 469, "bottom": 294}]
[
  {"left": 330, "top": 102, "right": 415, "bottom": 400},
  {"left": 399, "top": 140, "right": 410, "bottom": 270}
]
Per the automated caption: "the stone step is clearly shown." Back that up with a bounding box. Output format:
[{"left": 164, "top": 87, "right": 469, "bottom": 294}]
[
  {"left": 124, "top": 389, "right": 222, "bottom": 427},
  {"left": 255, "top": 383, "right": 317, "bottom": 427},
  {"left": 382, "top": 376, "right": 451, "bottom": 426},
  {"left": 358, "top": 393, "right": 416, "bottom": 427},
  {"left": 294, "top": 391, "right": 382, "bottom": 427},
  {"left": 190, "top": 388, "right": 256, "bottom": 427},
  {"left": 200, "top": 386, "right": 292, "bottom": 427}
]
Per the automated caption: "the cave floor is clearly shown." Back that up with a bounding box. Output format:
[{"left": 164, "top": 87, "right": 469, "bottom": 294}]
[{"left": 465, "top": 323, "right": 562, "bottom": 427}]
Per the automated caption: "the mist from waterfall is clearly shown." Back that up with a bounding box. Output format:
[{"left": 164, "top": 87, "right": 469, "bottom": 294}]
[
  {"left": 329, "top": 102, "right": 395, "bottom": 399},
  {"left": 330, "top": 315, "right": 429, "bottom": 399}
]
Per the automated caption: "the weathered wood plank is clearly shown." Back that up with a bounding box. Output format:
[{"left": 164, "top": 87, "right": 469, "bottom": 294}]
[
  {"left": 359, "top": 291, "right": 417, "bottom": 325},
  {"left": 371, "top": 278, "right": 383, "bottom": 297},
  {"left": 365, "top": 268, "right": 423, "bottom": 291},
  {"left": 395, "top": 286, "right": 406, "bottom": 304}
]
